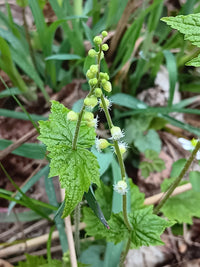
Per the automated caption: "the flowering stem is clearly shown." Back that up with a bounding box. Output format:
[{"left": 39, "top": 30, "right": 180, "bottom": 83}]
[
  {"left": 153, "top": 140, "right": 200, "bottom": 214},
  {"left": 100, "top": 96, "right": 132, "bottom": 231}
]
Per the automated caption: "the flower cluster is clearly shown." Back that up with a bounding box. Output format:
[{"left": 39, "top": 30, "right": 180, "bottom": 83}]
[{"left": 68, "top": 31, "right": 128, "bottom": 197}]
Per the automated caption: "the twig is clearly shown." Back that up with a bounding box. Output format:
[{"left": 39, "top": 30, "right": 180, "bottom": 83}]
[
  {"left": 144, "top": 183, "right": 192, "bottom": 206},
  {"left": 60, "top": 189, "right": 78, "bottom": 267},
  {"left": 0, "top": 222, "right": 85, "bottom": 258},
  {"left": 0, "top": 128, "right": 37, "bottom": 160}
]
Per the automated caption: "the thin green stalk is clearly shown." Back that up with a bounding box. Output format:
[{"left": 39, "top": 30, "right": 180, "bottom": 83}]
[
  {"left": 74, "top": 203, "right": 81, "bottom": 257},
  {"left": 153, "top": 140, "right": 200, "bottom": 214},
  {"left": 100, "top": 95, "right": 132, "bottom": 232},
  {"left": 119, "top": 238, "right": 131, "bottom": 267},
  {"left": 72, "top": 104, "right": 85, "bottom": 150}
]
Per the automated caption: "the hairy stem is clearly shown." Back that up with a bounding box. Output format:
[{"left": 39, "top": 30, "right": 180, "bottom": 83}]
[
  {"left": 153, "top": 140, "right": 200, "bottom": 214},
  {"left": 119, "top": 238, "right": 131, "bottom": 267},
  {"left": 100, "top": 95, "right": 132, "bottom": 231}
]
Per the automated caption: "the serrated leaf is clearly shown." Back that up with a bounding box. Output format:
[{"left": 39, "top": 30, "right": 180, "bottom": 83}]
[
  {"left": 38, "top": 100, "right": 100, "bottom": 216},
  {"left": 186, "top": 53, "right": 200, "bottom": 67},
  {"left": 161, "top": 14, "right": 200, "bottom": 67},
  {"left": 84, "top": 206, "right": 172, "bottom": 247},
  {"left": 129, "top": 180, "right": 145, "bottom": 210},
  {"left": 48, "top": 145, "right": 100, "bottom": 217},
  {"left": 161, "top": 190, "right": 200, "bottom": 224},
  {"left": 38, "top": 100, "right": 96, "bottom": 149},
  {"left": 161, "top": 14, "right": 200, "bottom": 48},
  {"left": 129, "top": 206, "right": 173, "bottom": 248}
]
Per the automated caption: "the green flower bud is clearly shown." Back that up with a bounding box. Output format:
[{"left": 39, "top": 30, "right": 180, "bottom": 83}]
[
  {"left": 86, "top": 69, "right": 95, "bottom": 79},
  {"left": 103, "top": 81, "right": 112, "bottom": 93},
  {"left": 84, "top": 96, "right": 98, "bottom": 107},
  {"left": 102, "top": 31, "right": 108, "bottom": 37},
  {"left": 93, "top": 36, "right": 102, "bottom": 45},
  {"left": 102, "top": 44, "right": 109, "bottom": 51},
  {"left": 89, "top": 78, "right": 98, "bottom": 86},
  {"left": 84, "top": 111, "right": 94, "bottom": 121},
  {"left": 88, "top": 49, "right": 97, "bottom": 57},
  {"left": 101, "top": 79, "right": 107, "bottom": 85},
  {"left": 95, "top": 138, "right": 110, "bottom": 152},
  {"left": 111, "top": 126, "right": 124, "bottom": 140},
  {"left": 67, "top": 110, "right": 78, "bottom": 121},
  {"left": 95, "top": 88, "right": 102, "bottom": 97},
  {"left": 90, "top": 64, "right": 98, "bottom": 74}
]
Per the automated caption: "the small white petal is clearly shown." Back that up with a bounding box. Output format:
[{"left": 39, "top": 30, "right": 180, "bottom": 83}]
[
  {"left": 196, "top": 151, "right": 200, "bottom": 160},
  {"left": 178, "top": 138, "right": 193, "bottom": 151}
]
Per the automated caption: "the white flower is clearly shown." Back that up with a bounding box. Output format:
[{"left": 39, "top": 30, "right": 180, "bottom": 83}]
[
  {"left": 116, "top": 142, "right": 128, "bottom": 155},
  {"left": 113, "top": 180, "right": 128, "bottom": 195},
  {"left": 99, "top": 96, "right": 112, "bottom": 111},
  {"left": 110, "top": 126, "right": 124, "bottom": 140},
  {"left": 95, "top": 138, "right": 109, "bottom": 152},
  {"left": 178, "top": 138, "right": 200, "bottom": 160},
  {"left": 86, "top": 116, "right": 99, "bottom": 129}
]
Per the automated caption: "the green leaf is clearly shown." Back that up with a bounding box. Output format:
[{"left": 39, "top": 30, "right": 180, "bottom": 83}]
[
  {"left": 0, "top": 87, "right": 21, "bottom": 98},
  {"left": 189, "top": 171, "right": 200, "bottom": 192},
  {"left": 170, "top": 158, "right": 187, "bottom": 178},
  {"left": 48, "top": 145, "right": 100, "bottom": 217},
  {"left": 84, "top": 206, "right": 172, "bottom": 247},
  {"left": 38, "top": 100, "right": 96, "bottom": 149},
  {"left": 79, "top": 245, "right": 104, "bottom": 267},
  {"left": 0, "top": 139, "right": 46, "bottom": 159},
  {"left": 38, "top": 100, "right": 100, "bottom": 216},
  {"left": 161, "top": 14, "right": 200, "bottom": 48},
  {"left": 161, "top": 14, "right": 200, "bottom": 67},
  {"left": 148, "top": 117, "right": 168, "bottom": 130},
  {"left": 129, "top": 179, "right": 145, "bottom": 210},
  {"left": 134, "top": 130, "right": 162, "bottom": 153},
  {"left": 161, "top": 190, "right": 200, "bottom": 224},
  {"left": 45, "top": 54, "right": 82, "bottom": 61},
  {"left": 186, "top": 53, "right": 200, "bottom": 67},
  {"left": 139, "top": 150, "right": 166, "bottom": 178}
]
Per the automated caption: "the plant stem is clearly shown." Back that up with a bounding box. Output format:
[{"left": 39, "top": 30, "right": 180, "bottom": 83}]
[
  {"left": 153, "top": 140, "right": 200, "bottom": 214},
  {"left": 119, "top": 238, "right": 131, "bottom": 267},
  {"left": 74, "top": 203, "right": 81, "bottom": 257},
  {"left": 100, "top": 95, "right": 132, "bottom": 231},
  {"left": 72, "top": 104, "right": 85, "bottom": 150}
]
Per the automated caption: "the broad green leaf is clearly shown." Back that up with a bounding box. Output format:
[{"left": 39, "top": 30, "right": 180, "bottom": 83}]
[
  {"left": 129, "top": 180, "right": 145, "bottom": 210},
  {"left": 186, "top": 53, "right": 200, "bottom": 67},
  {"left": 189, "top": 171, "right": 200, "bottom": 192},
  {"left": 161, "top": 14, "right": 200, "bottom": 66},
  {"left": 134, "top": 130, "right": 162, "bottom": 153},
  {"left": 161, "top": 177, "right": 187, "bottom": 192},
  {"left": 161, "top": 14, "right": 200, "bottom": 48},
  {"left": 170, "top": 158, "right": 187, "bottom": 178},
  {"left": 84, "top": 206, "right": 172, "bottom": 247},
  {"left": 38, "top": 100, "right": 100, "bottom": 216},
  {"left": 139, "top": 150, "right": 165, "bottom": 178},
  {"left": 79, "top": 245, "right": 104, "bottom": 267},
  {"left": 48, "top": 145, "right": 100, "bottom": 217},
  {"left": 161, "top": 190, "right": 200, "bottom": 224},
  {"left": 38, "top": 100, "right": 96, "bottom": 149}
]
